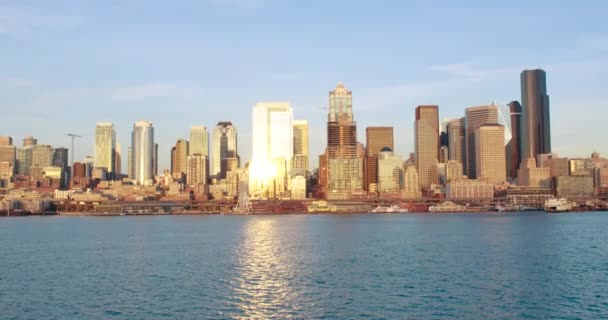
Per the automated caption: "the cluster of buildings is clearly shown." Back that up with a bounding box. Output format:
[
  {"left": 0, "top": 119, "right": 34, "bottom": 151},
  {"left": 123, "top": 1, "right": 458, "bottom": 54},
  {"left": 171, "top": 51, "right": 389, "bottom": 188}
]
[{"left": 1, "top": 68, "right": 607, "bottom": 206}]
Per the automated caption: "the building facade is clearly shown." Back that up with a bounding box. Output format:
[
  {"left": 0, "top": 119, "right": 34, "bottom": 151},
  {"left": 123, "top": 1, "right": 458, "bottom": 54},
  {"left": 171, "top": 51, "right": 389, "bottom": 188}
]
[
  {"left": 131, "top": 120, "right": 155, "bottom": 185},
  {"left": 465, "top": 105, "right": 498, "bottom": 178},
  {"left": 365, "top": 126, "right": 394, "bottom": 191},
  {"left": 95, "top": 122, "right": 116, "bottom": 178},
  {"left": 212, "top": 122, "right": 238, "bottom": 179},
  {"left": 414, "top": 105, "right": 439, "bottom": 189},
  {"left": 475, "top": 124, "right": 506, "bottom": 184},
  {"left": 521, "top": 69, "right": 551, "bottom": 162}
]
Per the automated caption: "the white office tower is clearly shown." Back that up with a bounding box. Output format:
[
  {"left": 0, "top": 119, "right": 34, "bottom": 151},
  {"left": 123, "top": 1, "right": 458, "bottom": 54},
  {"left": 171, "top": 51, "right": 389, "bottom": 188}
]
[
  {"left": 248, "top": 102, "right": 293, "bottom": 199},
  {"left": 131, "top": 120, "right": 154, "bottom": 186}
]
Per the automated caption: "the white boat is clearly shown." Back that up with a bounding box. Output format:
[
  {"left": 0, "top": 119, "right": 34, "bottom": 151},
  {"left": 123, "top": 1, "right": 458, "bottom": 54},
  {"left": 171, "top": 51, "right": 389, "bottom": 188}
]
[
  {"left": 544, "top": 198, "right": 573, "bottom": 213},
  {"left": 371, "top": 205, "right": 408, "bottom": 213}
]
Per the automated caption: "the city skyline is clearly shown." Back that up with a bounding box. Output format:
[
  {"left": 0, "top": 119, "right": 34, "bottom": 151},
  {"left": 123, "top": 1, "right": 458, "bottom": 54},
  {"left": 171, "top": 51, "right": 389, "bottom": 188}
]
[{"left": 2, "top": 1, "right": 608, "bottom": 171}]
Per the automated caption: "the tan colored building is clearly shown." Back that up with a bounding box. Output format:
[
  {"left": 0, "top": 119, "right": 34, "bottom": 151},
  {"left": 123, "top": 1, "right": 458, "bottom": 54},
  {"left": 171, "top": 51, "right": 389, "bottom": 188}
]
[
  {"left": 465, "top": 105, "right": 498, "bottom": 178},
  {"left": 365, "top": 126, "right": 394, "bottom": 191},
  {"left": 324, "top": 83, "right": 363, "bottom": 198},
  {"left": 555, "top": 176, "right": 593, "bottom": 198},
  {"left": 445, "top": 160, "right": 463, "bottom": 184},
  {"left": 401, "top": 164, "right": 422, "bottom": 199},
  {"left": 415, "top": 105, "right": 439, "bottom": 189},
  {"left": 446, "top": 179, "right": 494, "bottom": 200},
  {"left": 475, "top": 124, "right": 506, "bottom": 184},
  {"left": 171, "top": 139, "right": 189, "bottom": 181},
  {"left": 446, "top": 118, "right": 465, "bottom": 165},
  {"left": 518, "top": 157, "right": 551, "bottom": 188},
  {"left": 186, "top": 154, "right": 207, "bottom": 186},
  {"left": 293, "top": 120, "right": 309, "bottom": 176},
  {"left": 377, "top": 148, "right": 403, "bottom": 193},
  {"left": 538, "top": 153, "right": 569, "bottom": 178}
]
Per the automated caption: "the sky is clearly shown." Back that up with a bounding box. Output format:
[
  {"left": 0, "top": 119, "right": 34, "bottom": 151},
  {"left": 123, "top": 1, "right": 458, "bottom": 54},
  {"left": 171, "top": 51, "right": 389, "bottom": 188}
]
[{"left": 2, "top": 0, "right": 608, "bottom": 171}]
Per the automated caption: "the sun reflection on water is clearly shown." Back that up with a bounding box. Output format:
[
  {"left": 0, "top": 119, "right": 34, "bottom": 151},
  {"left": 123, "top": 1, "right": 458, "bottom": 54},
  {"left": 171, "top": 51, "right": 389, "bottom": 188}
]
[{"left": 228, "top": 218, "right": 304, "bottom": 319}]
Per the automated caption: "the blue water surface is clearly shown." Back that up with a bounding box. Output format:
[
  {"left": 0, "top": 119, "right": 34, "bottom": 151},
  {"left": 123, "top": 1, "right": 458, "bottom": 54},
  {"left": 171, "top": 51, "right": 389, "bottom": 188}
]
[{"left": 1, "top": 212, "right": 607, "bottom": 319}]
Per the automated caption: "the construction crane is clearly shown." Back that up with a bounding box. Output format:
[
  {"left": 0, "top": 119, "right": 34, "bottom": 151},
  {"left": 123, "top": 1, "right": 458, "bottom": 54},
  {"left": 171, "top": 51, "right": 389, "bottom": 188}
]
[{"left": 67, "top": 133, "right": 82, "bottom": 166}]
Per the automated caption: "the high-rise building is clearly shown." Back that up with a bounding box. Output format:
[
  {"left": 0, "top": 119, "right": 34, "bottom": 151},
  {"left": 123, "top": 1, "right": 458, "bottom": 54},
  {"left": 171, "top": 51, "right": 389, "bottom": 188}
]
[
  {"left": 115, "top": 142, "right": 122, "bottom": 177},
  {"left": 189, "top": 126, "right": 208, "bottom": 156},
  {"left": 23, "top": 136, "right": 37, "bottom": 148},
  {"left": 475, "top": 124, "right": 506, "bottom": 184},
  {"left": 0, "top": 137, "right": 16, "bottom": 175},
  {"left": 32, "top": 145, "right": 53, "bottom": 167},
  {"left": 171, "top": 139, "right": 189, "bottom": 181},
  {"left": 465, "top": 105, "right": 498, "bottom": 178},
  {"left": 17, "top": 147, "right": 33, "bottom": 175},
  {"left": 212, "top": 122, "right": 238, "bottom": 178},
  {"left": 83, "top": 155, "right": 95, "bottom": 177},
  {"left": 0, "top": 136, "right": 12, "bottom": 146},
  {"left": 377, "top": 147, "right": 403, "bottom": 193},
  {"left": 73, "top": 162, "right": 86, "bottom": 178},
  {"left": 521, "top": 69, "right": 551, "bottom": 162},
  {"left": 186, "top": 154, "right": 207, "bottom": 185},
  {"left": 415, "top": 105, "right": 439, "bottom": 189},
  {"left": 153, "top": 143, "right": 159, "bottom": 176},
  {"left": 52, "top": 147, "right": 69, "bottom": 168},
  {"left": 95, "top": 122, "right": 116, "bottom": 178},
  {"left": 402, "top": 163, "right": 422, "bottom": 199},
  {"left": 131, "top": 120, "right": 155, "bottom": 185},
  {"left": 249, "top": 102, "right": 293, "bottom": 198},
  {"left": 127, "top": 147, "right": 133, "bottom": 179},
  {"left": 292, "top": 120, "right": 309, "bottom": 176},
  {"left": 365, "top": 127, "right": 394, "bottom": 191},
  {"left": 324, "top": 83, "right": 364, "bottom": 198},
  {"left": 506, "top": 101, "right": 523, "bottom": 179},
  {"left": 445, "top": 160, "right": 464, "bottom": 183},
  {"left": 446, "top": 118, "right": 465, "bottom": 166}
]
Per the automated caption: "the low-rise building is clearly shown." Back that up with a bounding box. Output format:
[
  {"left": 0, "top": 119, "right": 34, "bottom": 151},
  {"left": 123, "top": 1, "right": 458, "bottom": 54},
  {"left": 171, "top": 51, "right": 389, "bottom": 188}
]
[
  {"left": 555, "top": 176, "right": 594, "bottom": 199},
  {"left": 446, "top": 179, "right": 493, "bottom": 200}
]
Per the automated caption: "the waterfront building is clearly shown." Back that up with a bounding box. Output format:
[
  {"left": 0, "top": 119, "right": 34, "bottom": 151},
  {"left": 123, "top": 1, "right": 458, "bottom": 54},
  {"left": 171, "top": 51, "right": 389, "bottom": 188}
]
[
  {"left": 377, "top": 147, "right": 403, "bottom": 193},
  {"left": 186, "top": 154, "right": 207, "bottom": 186},
  {"left": 324, "top": 83, "right": 364, "bottom": 199},
  {"left": 518, "top": 158, "right": 551, "bottom": 188},
  {"left": 365, "top": 127, "right": 394, "bottom": 191},
  {"left": 171, "top": 139, "right": 189, "bottom": 181},
  {"left": 249, "top": 102, "right": 293, "bottom": 198},
  {"left": 555, "top": 176, "right": 593, "bottom": 198},
  {"left": 401, "top": 163, "right": 422, "bottom": 199},
  {"left": 212, "top": 122, "right": 238, "bottom": 178},
  {"left": 446, "top": 179, "right": 494, "bottom": 200},
  {"left": 506, "top": 101, "right": 523, "bottom": 179},
  {"left": 475, "top": 124, "right": 506, "bottom": 184},
  {"left": 95, "top": 122, "right": 116, "bottom": 178},
  {"left": 505, "top": 187, "right": 554, "bottom": 209},
  {"left": 131, "top": 120, "right": 155, "bottom": 186},
  {"left": 414, "top": 105, "right": 439, "bottom": 189},
  {"left": 465, "top": 105, "right": 498, "bottom": 178},
  {"left": 293, "top": 120, "right": 309, "bottom": 177},
  {"left": 521, "top": 69, "right": 551, "bottom": 162}
]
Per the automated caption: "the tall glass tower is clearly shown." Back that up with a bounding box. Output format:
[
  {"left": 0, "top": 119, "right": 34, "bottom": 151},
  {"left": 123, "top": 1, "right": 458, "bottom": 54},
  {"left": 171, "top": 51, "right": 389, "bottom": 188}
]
[
  {"left": 521, "top": 69, "right": 551, "bottom": 163},
  {"left": 131, "top": 120, "right": 154, "bottom": 185}
]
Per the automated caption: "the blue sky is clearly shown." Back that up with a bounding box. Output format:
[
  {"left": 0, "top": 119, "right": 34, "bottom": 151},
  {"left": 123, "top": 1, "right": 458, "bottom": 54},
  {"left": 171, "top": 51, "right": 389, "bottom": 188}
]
[{"left": 2, "top": 0, "right": 608, "bottom": 171}]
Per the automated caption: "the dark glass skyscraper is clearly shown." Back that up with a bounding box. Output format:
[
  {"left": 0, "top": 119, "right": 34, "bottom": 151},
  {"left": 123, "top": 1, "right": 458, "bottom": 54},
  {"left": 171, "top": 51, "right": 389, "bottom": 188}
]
[
  {"left": 520, "top": 69, "right": 551, "bottom": 163},
  {"left": 506, "top": 101, "right": 522, "bottom": 179}
]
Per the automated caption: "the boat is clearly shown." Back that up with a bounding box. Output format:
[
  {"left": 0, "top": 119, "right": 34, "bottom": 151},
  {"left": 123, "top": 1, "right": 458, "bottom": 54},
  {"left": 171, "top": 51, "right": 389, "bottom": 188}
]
[
  {"left": 371, "top": 205, "right": 408, "bottom": 213},
  {"left": 544, "top": 198, "right": 573, "bottom": 213},
  {"left": 428, "top": 201, "right": 467, "bottom": 213}
]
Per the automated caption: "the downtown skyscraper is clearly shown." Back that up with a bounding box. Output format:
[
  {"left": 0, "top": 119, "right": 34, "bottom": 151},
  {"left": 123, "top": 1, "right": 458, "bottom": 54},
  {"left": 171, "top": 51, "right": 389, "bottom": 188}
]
[
  {"left": 94, "top": 122, "right": 116, "bottom": 179},
  {"left": 521, "top": 69, "right": 551, "bottom": 163},
  {"left": 131, "top": 120, "right": 154, "bottom": 186},
  {"left": 249, "top": 102, "right": 293, "bottom": 198},
  {"left": 414, "top": 105, "right": 439, "bottom": 189},
  {"left": 211, "top": 122, "right": 238, "bottom": 179},
  {"left": 321, "top": 82, "right": 364, "bottom": 198},
  {"left": 365, "top": 127, "right": 394, "bottom": 192},
  {"left": 292, "top": 120, "right": 309, "bottom": 177},
  {"left": 465, "top": 105, "right": 498, "bottom": 179}
]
